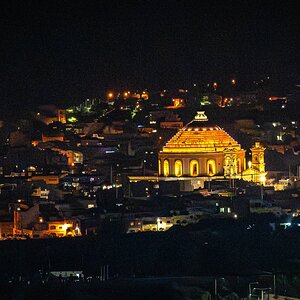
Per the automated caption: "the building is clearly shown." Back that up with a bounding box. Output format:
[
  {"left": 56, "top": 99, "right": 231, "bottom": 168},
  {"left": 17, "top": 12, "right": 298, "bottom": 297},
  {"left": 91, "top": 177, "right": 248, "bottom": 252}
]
[
  {"left": 26, "top": 174, "right": 61, "bottom": 185},
  {"left": 158, "top": 111, "right": 266, "bottom": 188},
  {"left": 0, "top": 220, "right": 14, "bottom": 240},
  {"left": 126, "top": 213, "right": 200, "bottom": 233},
  {"left": 242, "top": 142, "right": 267, "bottom": 183},
  {"left": 13, "top": 203, "right": 80, "bottom": 239},
  {"left": 158, "top": 111, "right": 246, "bottom": 178},
  {"left": 34, "top": 107, "right": 66, "bottom": 125}
]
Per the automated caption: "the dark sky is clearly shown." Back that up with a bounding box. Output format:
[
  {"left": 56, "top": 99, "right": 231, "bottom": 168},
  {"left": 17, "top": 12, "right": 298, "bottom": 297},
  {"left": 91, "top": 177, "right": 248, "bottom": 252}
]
[{"left": 0, "top": 0, "right": 299, "bottom": 111}]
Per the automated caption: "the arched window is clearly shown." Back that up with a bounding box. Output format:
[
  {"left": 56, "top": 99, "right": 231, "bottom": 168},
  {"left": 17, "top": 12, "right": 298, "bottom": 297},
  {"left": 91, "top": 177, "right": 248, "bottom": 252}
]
[
  {"left": 174, "top": 160, "right": 183, "bottom": 177},
  {"left": 253, "top": 154, "right": 258, "bottom": 163},
  {"left": 163, "top": 160, "right": 169, "bottom": 176},
  {"left": 207, "top": 159, "right": 216, "bottom": 176},
  {"left": 190, "top": 160, "right": 199, "bottom": 176},
  {"left": 158, "top": 159, "right": 161, "bottom": 175}
]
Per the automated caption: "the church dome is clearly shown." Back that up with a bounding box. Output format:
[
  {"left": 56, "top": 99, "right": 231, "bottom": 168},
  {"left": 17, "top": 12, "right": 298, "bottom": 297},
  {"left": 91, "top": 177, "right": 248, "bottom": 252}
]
[{"left": 162, "top": 111, "right": 241, "bottom": 153}]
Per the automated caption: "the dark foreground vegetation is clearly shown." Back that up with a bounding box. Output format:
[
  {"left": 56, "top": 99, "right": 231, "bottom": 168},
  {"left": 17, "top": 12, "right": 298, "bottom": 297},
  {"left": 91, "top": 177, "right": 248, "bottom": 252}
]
[{"left": 1, "top": 219, "right": 300, "bottom": 298}]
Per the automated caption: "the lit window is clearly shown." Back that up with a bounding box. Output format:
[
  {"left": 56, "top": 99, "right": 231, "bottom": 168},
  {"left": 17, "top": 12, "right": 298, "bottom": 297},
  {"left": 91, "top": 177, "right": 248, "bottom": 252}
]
[
  {"left": 174, "top": 160, "right": 183, "bottom": 177},
  {"left": 207, "top": 159, "right": 216, "bottom": 176},
  {"left": 163, "top": 160, "right": 169, "bottom": 176},
  {"left": 190, "top": 160, "right": 199, "bottom": 176}
]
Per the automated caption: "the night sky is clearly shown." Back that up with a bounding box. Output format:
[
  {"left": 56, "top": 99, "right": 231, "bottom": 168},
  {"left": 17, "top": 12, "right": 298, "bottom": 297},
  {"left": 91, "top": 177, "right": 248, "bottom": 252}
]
[{"left": 0, "top": 1, "right": 299, "bottom": 112}]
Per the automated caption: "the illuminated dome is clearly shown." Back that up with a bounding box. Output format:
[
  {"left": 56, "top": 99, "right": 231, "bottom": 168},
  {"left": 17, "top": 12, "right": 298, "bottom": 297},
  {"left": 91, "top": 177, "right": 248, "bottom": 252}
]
[
  {"left": 163, "top": 111, "right": 241, "bottom": 153},
  {"left": 158, "top": 111, "right": 246, "bottom": 177}
]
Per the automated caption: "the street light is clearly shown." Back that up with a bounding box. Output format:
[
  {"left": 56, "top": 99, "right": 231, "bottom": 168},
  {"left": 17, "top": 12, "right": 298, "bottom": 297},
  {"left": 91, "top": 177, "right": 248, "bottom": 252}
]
[
  {"left": 249, "top": 282, "right": 259, "bottom": 299},
  {"left": 107, "top": 92, "right": 114, "bottom": 99}
]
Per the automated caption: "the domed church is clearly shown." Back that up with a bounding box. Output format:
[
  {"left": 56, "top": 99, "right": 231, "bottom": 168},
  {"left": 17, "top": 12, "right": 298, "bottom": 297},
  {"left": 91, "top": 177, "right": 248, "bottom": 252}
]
[{"left": 158, "top": 111, "right": 265, "bottom": 182}]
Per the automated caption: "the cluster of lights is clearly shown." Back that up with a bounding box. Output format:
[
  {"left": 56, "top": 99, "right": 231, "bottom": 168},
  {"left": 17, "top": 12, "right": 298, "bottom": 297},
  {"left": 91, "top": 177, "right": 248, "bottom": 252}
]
[
  {"left": 253, "top": 76, "right": 270, "bottom": 85},
  {"left": 102, "top": 184, "right": 122, "bottom": 190},
  {"left": 107, "top": 90, "right": 148, "bottom": 100}
]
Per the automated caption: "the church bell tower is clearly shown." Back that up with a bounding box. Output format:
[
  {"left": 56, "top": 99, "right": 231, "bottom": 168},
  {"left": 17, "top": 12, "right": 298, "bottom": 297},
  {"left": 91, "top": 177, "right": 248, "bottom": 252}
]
[{"left": 251, "top": 142, "right": 265, "bottom": 173}]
